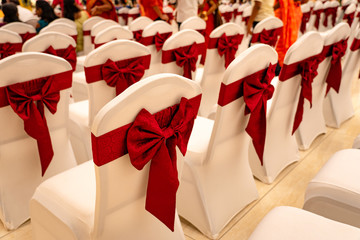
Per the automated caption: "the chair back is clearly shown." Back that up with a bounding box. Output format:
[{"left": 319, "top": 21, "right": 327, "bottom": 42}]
[
  {"left": 39, "top": 23, "right": 78, "bottom": 43},
  {"left": 343, "top": 3, "right": 357, "bottom": 30},
  {"left": 127, "top": 7, "right": 140, "bottom": 25},
  {"left": 240, "top": 5, "right": 252, "bottom": 30},
  {"left": 251, "top": 17, "right": 283, "bottom": 48},
  {"left": 0, "top": 29, "right": 22, "bottom": 60},
  {"left": 91, "top": 73, "right": 201, "bottom": 240},
  {"left": 128, "top": 16, "right": 153, "bottom": 42},
  {"left": 117, "top": 7, "right": 129, "bottom": 26},
  {"left": 179, "top": 16, "right": 206, "bottom": 32},
  {"left": 1, "top": 22, "right": 36, "bottom": 44},
  {"left": 162, "top": 29, "right": 205, "bottom": 80},
  {"left": 94, "top": 25, "right": 133, "bottom": 48},
  {"left": 50, "top": 18, "right": 77, "bottom": 28},
  {"left": 0, "top": 52, "right": 77, "bottom": 229},
  {"left": 220, "top": 4, "right": 234, "bottom": 23},
  {"left": 141, "top": 20, "right": 173, "bottom": 76},
  {"left": 84, "top": 40, "right": 151, "bottom": 125},
  {"left": 308, "top": 1, "right": 324, "bottom": 31},
  {"left": 83, "top": 16, "right": 104, "bottom": 54},
  {"left": 199, "top": 23, "right": 244, "bottom": 118},
  {"left": 90, "top": 19, "right": 119, "bottom": 44}
]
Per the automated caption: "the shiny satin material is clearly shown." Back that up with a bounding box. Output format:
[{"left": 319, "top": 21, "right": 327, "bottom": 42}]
[
  {"left": 0, "top": 42, "right": 22, "bottom": 59},
  {"left": 140, "top": 32, "right": 172, "bottom": 51},
  {"left": 43, "top": 45, "right": 77, "bottom": 71},
  {"left": 251, "top": 27, "right": 283, "bottom": 47}
]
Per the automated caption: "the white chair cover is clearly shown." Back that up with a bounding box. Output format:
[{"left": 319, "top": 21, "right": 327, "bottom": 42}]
[
  {"left": 94, "top": 25, "right": 133, "bottom": 47},
  {"left": 127, "top": 7, "right": 140, "bottom": 25},
  {"left": 250, "top": 16, "right": 283, "bottom": 48},
  {"left": 304, "top": 149, "right": 360, "bottom": 228},
  {"left": 179, "top": 16, "right": 206, "bottom": 31},
  {"left": 177, "top": 45, "right": 276, "bottom": 239},
  {"left": 128, "top": 16, "right": 153, "bottom": 33},
  {"left": 117, "top": 7, "right": 129, "bottom": 26},
  {"left": 141, "top": 20, "right": 173, "bottom": 76},
  {"left": 235, "top": 2, "right": 249, "bottom": 25},
  {"left": 1, "top": 22, "right": 36, "bottom": 44},
  {"left": 198, "top": 22, "right": 245, "bottom": 118},
  {"left": 0, "top": 29, "right": 22, "bottom": 59},
  {"left": 49, "top": 18, "right": 77, "bottom": 29},
  {"left": 30, "top": 73, "right": 201, "bottom": 240},
  {"left": 298, "top": 3, "right": 311, "bottom": 37},
  {"left": 0, "top": 52, "right": 77, "bottom": 230},
  {"left": 69, "top": 40, "right": 151, "bottom": 164},
  {"left": 82, "top": 16, "right": 104, "bottom": 55},
  {"left": 39, "top": 23, "right": 78, "bottom": 45},
  {"left": 162, "top": 29, "right": 205, "bottom": 80},
  {"left": 307, "top": 1, "right": 324, "bottom": 32},
  {"left": 249, "top": 206, "right": 360, "bottom": 240},
  {"left": 323, "top": 27, "right": 360, "bottom": 128},
  {"left": 295, "top": 23, "right": 350, "bottom": 150}
]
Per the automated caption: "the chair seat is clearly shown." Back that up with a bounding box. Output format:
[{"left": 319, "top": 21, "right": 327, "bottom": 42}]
[
  {"left": 249, "top": 206, "right": 360, "bottom": 240},
  {"left": 31, "top": 161, "right": 96, "bottom": 239},
  {"left": 304, "top": 149, "right": 360, "bottom": 228}
]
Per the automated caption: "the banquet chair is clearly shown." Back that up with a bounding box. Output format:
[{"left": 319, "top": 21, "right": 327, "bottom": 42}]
[
  {"left": 319, "top": 1, "right": 333, "bottom": 32},
  {"left": 342, "top": 3, "right": 357, "bottom": 31},
  {"left": 298, "top": 2, "right": 311, "bottom": 36},
  {"left": 240, "top": 5, "right": 252, "bottom": 45},
  {"left": 232, "top": 3, "right": 240, "bottom": 23},
  {"left": 82, "top": 16, "right": 104, "bottom": 55},
  {"left": 69, "top": 40, "right": 151, "bottom": 164},
  {"left": 163, "top": 5, "right": 176, "bottom": 31},
  {"left": 1, "top": 22, "right": 36, "bottom": 44},
  {"left": 177, "top": 45, "right": 277, "bottom": 239},
  {"left": 249, "top": 206, "right": 360, "bottom": 240},
  {"left": 198, "top": 22, "right": 245, "bottom": 119},
  {"left": 304, "top": 149, "right": 360, "bottom": 228},
  {"left": 250, "top": 17, "right": 283, "bottom": 48},
  {"left": 30, "top": 73, "right": 201, "bottom": 240},
  {"left": 307, "top": 1, "right": 324, "bottom": 32},
  {"left": 323, "top": 27, "right": 360, "bottom": 128},
  {"left": 0, "top": 29, "right": 22, "bottom": 60},
  {"left": 140, "top": 20, "right": 173, "bottom": 76},
  {"left": 127, "top": 7, "right": 140, "bottom": 25},
  {"left": 220, "top": 4, "right": 234, "bottom": 23},
  {"left": 49, "top": 18, "right": 77, "bottom": 29},
  {"left": 162, "top": 29, "right": 205, "bottom": 81},
  {"left": 128, "top": 16, "right": 153, "bottom": 42},
  {"left": 338, "top": 0, "right": 353, "bottom": 23},
  {"left": 39, "top": 23, "right": 78, "bottom": 44},
  {"left": 249, "top": 33, "right": 324, "bottom": 183},
  {"left": 117, "top": 7, "right": 129, "bottom": 26},
  {"left": 294, "top": 23, "right": 349, "bottom": 150},
  {"left": 0, "top": 52, "right": 77, "bottom": 230},
  {"left": 179, "top": 16, "right": 206, "bottom": 33}
]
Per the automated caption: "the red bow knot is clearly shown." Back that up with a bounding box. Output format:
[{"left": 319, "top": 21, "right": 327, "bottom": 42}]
[
  {"left": 44, "top": 45, "right": 77, "bottom": 71},
  {"left": 154, "top": 32, "right": 170, "bottom": 51},
  {"left": 102, "top": 58, "right": 146, "bottom": 95},
  {"left": 217, "top": 33, "right": 241, "bottom": 68},
  {"left": 174, "top": 43, "right": 199, "bottom": 79},
  {"left": 0, "top": 42, "right": 16, "bottom": 59},
  {"left": 243, "top": 64, "right": 276, "bottom": 163},
  {"left": 6, "top": 78, "right": 60, "bottom": 176},
  {"left": 325, "top": 39, "right": 347, "bottom": 94},
  {"left": 222, "top": 11, "right": 233, "bottom": 22},
  {"left": 127, "top": 97, "right": 198, "bottom": 231},
  {"left": 133, "top": 30, "right": 143, "bottom": 42}
]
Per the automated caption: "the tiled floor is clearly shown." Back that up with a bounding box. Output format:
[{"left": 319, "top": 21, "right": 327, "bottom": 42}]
[{"left": 1, "top": 78, "right": 359, "bottom": 240}]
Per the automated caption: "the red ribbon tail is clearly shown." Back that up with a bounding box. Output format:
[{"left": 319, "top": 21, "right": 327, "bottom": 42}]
[
  {"left": 37, "top": 136, "right": 54, "bottom": 176},
  {"left": 325, "top": 59, "right": 342, "bottom": 95},
  {"left": 292, "top": 95, "right": 304, "bottom": 135}
]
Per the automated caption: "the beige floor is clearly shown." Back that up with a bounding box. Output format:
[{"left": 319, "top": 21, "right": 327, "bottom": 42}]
[{"left": 0, "top": 78, "right": 359, "bottom": 240}]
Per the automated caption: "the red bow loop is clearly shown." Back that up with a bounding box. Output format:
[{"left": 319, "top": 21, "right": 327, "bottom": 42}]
[
  {"left": 243, "top": 64, "right": 276, "bottom": 164},
  {"left": 222, "top": 11, "right": 233, "bottom": 22},
  {"left": 44, "top": 45, "right": 77, "bottom": 71},
  {"left": 174, "top": 43, "right": 199, "bottom": 79},
  {"left": 133, "top": 29, "right": 143, "bottom": 42},
  {"left": 6, "top": 78, "right": 61, "bottom": 176},
  {"left": 127, "top": 97, "right": 198, "bottom": 231},
  {"left": 217, "top": 33, "right": 241, "bottom": 68},
  {"left": 102, "top": 58, "right": 146, "bottom": 95},
  {"left": 325, "top": 39, "right": 347, "bottom": 94},
  {"left": 20, "top": 32, "right": 36, "bottom": 43},
  {"left": 313, "top": 9, "right": 323, "bottom": 29},
  {"left": 154, "top": 32, "right": 171, "bottom": 51},
  {"left": 0, "top": 42, "right": 16, "bottom": 59}
]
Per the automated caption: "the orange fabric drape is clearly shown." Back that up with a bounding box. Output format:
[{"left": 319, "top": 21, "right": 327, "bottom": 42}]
[{"left": 274, "top": 0, "right": 302, "bottom": 66}]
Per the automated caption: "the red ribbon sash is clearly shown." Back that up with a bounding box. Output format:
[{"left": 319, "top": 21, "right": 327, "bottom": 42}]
[
  {"left": 128, "top": 13, "right": 139, "bottom": 20},
  {"left": 0, "top": 42, "right": 22, "bottom": 60},
  {"left": 319, "top": 39, "right": 347, "bottom": 95},
  {"left": 132, "top": 29, "right": 143, "bottom": 42},
  {"left": 140, "top": 32, "right": 172, "bottom": 51},
  {"left": 300, "top": 12, "right": 311, "bottom": 33},
  {"left": 279, "top": 55, "right": 321, "bottom": 134},
  {"left": 94, "top": 38, "right": 117, "bottom": 49},
  {"left": 218, "top": 64, "right": 276, "bottom": 164},
  {"left": 83, "top": 30, "right": 90, "bottom": 36},
  {"left": 162, "top": 42, "right": 205, "bottom": 79},
  {"left": 343, "top": 12, "right": 355, "bottom": 26},
  {"left": 313, "top": 9, "right": 323, "bottom": 30},
  {"left": 0, "top": 70, "right": 72, "bottom": 176},
  {"left": 208, "top": 33, "right": 243, "bottom": 68},
  {"left": 323, "top": 7, "right": 337, "bottom": 27},
  {"left": 251, "top": 27, "right": 282, "bottom": 47},
  {"left": 19, "top": 32, "right": 36, "bottom": 43},
  {"left": 350, "top": 38, "right": 360, "bottom": 51},
  {"left": 119, "top": 13, "right": 129, "bottom": 25},
  {"left": 91, "top": 95, "right": 201, "bottom": 231},
  {"left": 70, "top": 34, "right": 77, "bottom": 43},
  {"left": 43, "top": 45, "right": 77, "bottom": 71},
  {"left": 242, "top": 16, "right": 250, "bottom": 25},
  {"left": 222, "top": 11, "right": 233, "bottom": 22},
  {"left": 84, "top": 54, "right": 151, "bottom": 95}
]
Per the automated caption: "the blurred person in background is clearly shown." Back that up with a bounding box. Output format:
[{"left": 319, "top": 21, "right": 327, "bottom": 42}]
[
  {"left": 138, "top": 0, "right": 169, "bottom": 21},
  {"left": 1, "top": 2, "right": 21, "bottom": 26},
  {"left": 86, "top": 0, "right": 118, "bottom": 21},
  {"left": 35, "top": 0, "right": 58, "bottom": 32}
]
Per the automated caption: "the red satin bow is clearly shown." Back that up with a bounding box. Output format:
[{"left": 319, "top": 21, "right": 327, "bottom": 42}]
[
  {"left": 222, "top": 11, "right": 233, "bottom": 22},
  {"left": 300, "top": 12, "right": 311, "bottom": 33},
  {"left": 43, "top": 45, "right": 77, "bottom": 71},
  {"left": 350, "top": 38, "right": 360, "bottom": 51},
  {"left": 323, "top": 7, "right": 337, "bottom": 27},
  {"left": 212, "top": 33, "right": 242, "bottom": 68},
  {"left": 102, "top": 58, "right": 146, "bottom": 95},
  {"left": 279, "top": 56, "right": 320, "bottom": 134},
  {"left": 244, "top": 64, "right": 276, "bottom": 164},
  {"left": 251, "top": 27, "right": 282, "bottom": 47},
  {"left": 6, "top": 78, "right": 60, "bottom": 176},
  {"left": 19, "top": 32, "right": 36, "bottom": 43},
  {"left": 140, "top": 32, "right": 172, "bottom": 51},
  {"left": 325, "top": 39, "right": 347, "bottom": 95},
  {"left": 0, "top": 42, "right": 17, "bottom": 59},
  {"left": 343, "top": 12, "right": 355, "bottom": 26},
  {"left": 133, "top": 29, "right": 143, "bottom": 42},
  {"left": 120, "top": 13, "right": 129, "bottom": 25},
  {"left": 313, "top": 9, "right": 323, "bottom": 30},
  {"left": 127, "top": 97, "right": 199, "bottom": 231}
]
